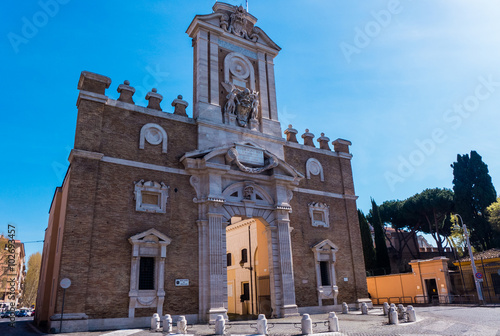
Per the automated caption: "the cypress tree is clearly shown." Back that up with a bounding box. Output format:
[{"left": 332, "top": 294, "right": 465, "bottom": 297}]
[
  {"left": 358, "top": 209, "right": 376, "bottom": 274},
  {"left": 370, "top": 199, "right": 391, "bottom": 275},
  {"left": 451, "top": 151, "right": 498, "bottom": 250}
]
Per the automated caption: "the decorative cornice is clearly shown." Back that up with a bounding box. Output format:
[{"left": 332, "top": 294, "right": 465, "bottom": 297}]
[{"left": 294, "top": 187, "right": 358, "bottom": 200}]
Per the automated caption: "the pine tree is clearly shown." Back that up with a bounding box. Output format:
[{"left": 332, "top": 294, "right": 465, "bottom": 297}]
[
  {"left": 451, "top": 151, "right": 498, "bottom": 251},
  {"left": 370, "top": 199, "right": 391, "bottom": 275},
  {"left": 358, "top": 209, "right": 376, "bottom": 274}
]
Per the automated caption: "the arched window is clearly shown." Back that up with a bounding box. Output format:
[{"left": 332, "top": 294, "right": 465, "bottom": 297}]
[{"left": 241, "top": 248, "right": 248, "bottom": 264}]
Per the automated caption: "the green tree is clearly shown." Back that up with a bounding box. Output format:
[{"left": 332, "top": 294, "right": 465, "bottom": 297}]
[
  {"left": 358, "top": 209, "right": 376, "bottom": 274},
  {"left": 369, "top": 199, "right": 391, "bottom": 275},
  {"left": 21, "top": 252, "right": 42, "bottom": 308},
  {"left": 486, "top": 197, "right": 500, "bottom": 247},
  {"left": 451, "top": 151, "right": 497, "bottom": 251},
  {"left": 403, "top": 188, "right": 455, "bottom": 255},
  {"left": 379, "top": 199, "right": 422, "bottom": 271}
]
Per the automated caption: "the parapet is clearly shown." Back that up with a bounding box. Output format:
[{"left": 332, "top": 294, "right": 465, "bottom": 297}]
[{"left": 284, "top": 125, "right": 352, "bottom": 155}]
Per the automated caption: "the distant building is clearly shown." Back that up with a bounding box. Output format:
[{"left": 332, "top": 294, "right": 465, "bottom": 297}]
[
  {"left": 0, "top": 235, "right": 25, "bottom": 310},
  {"left": 35, "top": 2, "right": 368, "bottom": 332}
]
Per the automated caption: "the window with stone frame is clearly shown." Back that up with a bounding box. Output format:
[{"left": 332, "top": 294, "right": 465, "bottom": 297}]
[
  {"left": 134, "top": 180, "right": 169, "bottom": 213},
  {"left": 138, "top": 257, "right": 155, "bottom": 290},
  {"left": 311, "top": 240, "right": 339, "bottom": 306},
  {"left": 309, "top": 202, "right": 330, "bottom": 228}
]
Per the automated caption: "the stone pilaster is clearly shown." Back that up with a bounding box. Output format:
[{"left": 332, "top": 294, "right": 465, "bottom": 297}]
[{"left": 276, "top": 217, "right": 299, "bottom": 316}]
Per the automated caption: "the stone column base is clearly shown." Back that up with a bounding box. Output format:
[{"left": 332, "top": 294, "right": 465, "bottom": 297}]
[
  {"left": 208, "top": 307, "right": 228, "bottom": 322},
  {"left": 281, "top": 304, "right": 299, "bottom": 317}
]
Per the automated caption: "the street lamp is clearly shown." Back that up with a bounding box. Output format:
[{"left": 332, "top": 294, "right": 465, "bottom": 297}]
[{"left": 453, "top": 214, "right": 484, "bottom": 304}]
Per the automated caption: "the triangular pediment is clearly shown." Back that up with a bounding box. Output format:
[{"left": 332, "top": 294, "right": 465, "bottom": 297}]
[
  {"left": 312, "top": 239, "right": 339, "bottom": 252},
  {"left": 129, "top": 228, "right": 172, "bottom": 245}
]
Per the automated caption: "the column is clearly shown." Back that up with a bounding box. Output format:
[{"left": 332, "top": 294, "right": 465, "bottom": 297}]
[
  {"left": 277, "top": 219, "right": 299, "bottom": 316},
  {"left": 194, "top": 30, "right": 209, "bottom": 119},
  {"left": 257, "top": 52, "right": 270, "bottom": 120},
  {"left": 197, "top": 220, "right": 209, "bottom": 320},
  {"left": 209, "top": 34, "right": 220, "bottom": 106},
  {"left": 208, "top": 212, "right": 228, "bottom": 321}
]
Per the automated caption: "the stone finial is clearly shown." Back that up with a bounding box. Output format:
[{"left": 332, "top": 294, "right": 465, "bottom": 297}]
[
  {"left": 284, "top": 124, "right": 298, "bottom": 143},
  {"left": 332, "top": 138, "right": 352, "bottom": 154},
  {"left": 117, "top": 80, "right": 135, "bottom": 104},
  {"left": 302, "top": 129, "right": 315, "bottom": 147},
  {"left": 77, "top": 71, "right": 111, "bottom": 95},
  {"left": 317, "top": 133, "right": 331, "bottom": 150},
  {"left": 172, "top": 95, "right": 189, "bottom": 116},
  {"left": 145, "top": 88, "right": 163, "bottom": 111}
]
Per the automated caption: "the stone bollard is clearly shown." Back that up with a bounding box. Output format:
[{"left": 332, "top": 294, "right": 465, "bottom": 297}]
[
  {"left": 397, "top": 304, "right": 406, "bottom": 320},
  {"left": 214, "top": 315, "right": 225, "bottom": 335},
  {"left": 177, "top": 316, "right": 187, "bottom": 334},
  {"left": 388, "top": 307, "right": 398, "bottom": 325},
  {"left": 361, "top": 302, "right": 368, "bottom": 315},
  {"left": 256, "top": 314, "right": 268, "bottom": 335},
  {"left": 151, "top": 313, "right": 160, "bottom": 331},
  {"left": 407, "top": 305, "right": 417, "bottom": 322},
  {"left": 342, "top": 302, "right": 349, "bottom": 314},
  {"left": 301, "top": 314, "right": 313, "bottom": 335},
  {"left": 163, "top": 314, "right": 173, "bottom": 333},
  {"left": 383, "top": 302, "right": 390, "bottom": 316},
  {"left": 328, "top": 312, "right": 339, "bottom": 332}
]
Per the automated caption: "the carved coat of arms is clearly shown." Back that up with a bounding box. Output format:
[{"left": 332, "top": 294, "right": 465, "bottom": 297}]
[{"left": 222, "top": 82, "right": 259, "bottom": 127}]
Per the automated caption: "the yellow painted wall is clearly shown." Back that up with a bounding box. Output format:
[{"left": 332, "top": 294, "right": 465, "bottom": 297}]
[{"left": 367, "top": 257, "right": 451, "bottom": 304}]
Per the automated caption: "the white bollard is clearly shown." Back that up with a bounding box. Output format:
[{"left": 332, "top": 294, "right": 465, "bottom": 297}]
[
  {"left": 177, "top": 316, "right": 187, "bottom": 334},
  {"left": 301, "top": 314, "right": 313, "bottom": 335},
  {"left": 397, "top": 304, "right": 406, "bottom": 320},
  {"left": 151, "top": 313, "right": 160, "bottom": 331},
  {"left": 214, "top": 315, "right": 225, "bottom": 335},
  {"left": 328, "top": 312, "right": 339, "bottom": 332},
  {"left": 163, "top": 314, "right": 172, "bottom": 333},
  {"left": 389, "top": 307, "right": 398, "bottom": 325},
  {"left": 342, "top": 302, "right": 349, "bottom": 314},
  {"left": 256, "top": 314, "right": 268, "bottom": 335},
  {"left": 407, "top": 305, "right": 417, "bottom": 322},
  {"left": 383, "top": 302, "right": 390, "bottom": 316},
  {"left": 361, "top": 302, "right": 368, "bottom": 315}
]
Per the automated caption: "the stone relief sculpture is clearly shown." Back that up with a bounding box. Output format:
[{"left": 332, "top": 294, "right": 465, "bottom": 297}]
[
  {"left": 226, "top": 147, "right": 278, "bottom": 174},
  {"left": 221, "top": 6, "right": 258, "bottom": 42},
  {"left": 222, "top": 82, "right": 259, "bottom": 127}
]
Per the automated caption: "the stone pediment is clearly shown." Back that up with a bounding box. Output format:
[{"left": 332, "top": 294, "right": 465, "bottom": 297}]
[
  {"left": 311, "top": 239, "right": 339, "bottom": 252},
  {"left": 181, "top": 143, "right": 303, "bottom": 181},
  {"left": 129, "top": 228, "right": 172, "bottom": 246},
  {"left": 186, "top": 2, "right": 281, "bottom": 54}
]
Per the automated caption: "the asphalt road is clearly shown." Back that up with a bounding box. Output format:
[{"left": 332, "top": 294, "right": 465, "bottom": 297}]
[{"left": 2, "top": 306, "right": 499, "bottom": 336}]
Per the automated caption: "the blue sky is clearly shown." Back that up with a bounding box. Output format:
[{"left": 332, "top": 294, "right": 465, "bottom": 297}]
[{"left": 1, "top": 0, "right": 500, "bottom": 260}]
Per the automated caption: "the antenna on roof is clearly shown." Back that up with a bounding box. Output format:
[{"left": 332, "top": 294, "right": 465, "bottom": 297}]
[{"left": 246, "top": 0, "right": 249, "bottom": 12}]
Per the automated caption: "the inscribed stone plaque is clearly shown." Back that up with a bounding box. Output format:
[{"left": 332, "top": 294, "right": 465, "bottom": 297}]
[{"left": 236, "top": 145, "right": 264, "bottom": 166}]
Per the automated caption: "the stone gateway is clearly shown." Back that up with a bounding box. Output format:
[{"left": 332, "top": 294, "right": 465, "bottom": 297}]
[{"left": 35, "top": 2, "right": 369, "bottom": 332}]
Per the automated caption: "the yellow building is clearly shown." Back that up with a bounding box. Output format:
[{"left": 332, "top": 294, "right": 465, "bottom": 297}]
[
  {"left": 452, "top": 249, "right": 500, "bottom": 303},
  {"left": 226, "top": 218, "right": 271, "bottom": 317},
  {"left": 367, "top": 257, "right": 452, "bottom": 304},
  {"left": 0, "top": 235, "right": 25, "bottom": 309}
]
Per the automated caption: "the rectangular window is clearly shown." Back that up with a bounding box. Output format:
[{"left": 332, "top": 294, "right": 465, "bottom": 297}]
[
  {"left": 139, "top": 257, "right": 155, "bottom": 290},
  {"left": 241, "top": 282, "right": 250, "bottom": 301},
  {"left": 491, "top": 273, "right": 500, "bottom": 295},
  {"left": 320, "top": 261, "right": 331, "bottom": 286},
  {"left": 241, "top": 248, "right": 248, "bottom": 263},
  {"left": 227, "top": 253, "right": 232, "bottom": 267}
]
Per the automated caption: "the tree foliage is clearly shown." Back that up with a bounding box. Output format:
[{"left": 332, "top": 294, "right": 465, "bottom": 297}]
[
  {"left": 358, "top": 209, "right": 376, "bottom": 273},
  {"left": 486, "top": 197, "right": 500, "bottom": 232},
  {"left": 403, "top": 188, "right": 454, "bottom": 255},
  {"left": 21, "top": 252, "right": 42, "bottom": 308},
  {"left": 451, "top": 151, "right": 498, "bottom": 250},
  {"left": 369, "top": 199, "right": 391, "bottom": 275}
]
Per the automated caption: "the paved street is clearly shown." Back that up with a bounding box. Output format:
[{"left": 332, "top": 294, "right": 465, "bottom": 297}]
[{"left": 3, "top": 306, "right": 499, "bottom": 336}]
